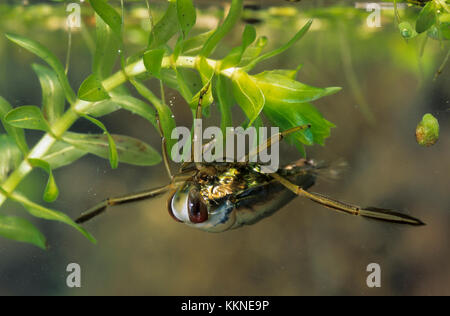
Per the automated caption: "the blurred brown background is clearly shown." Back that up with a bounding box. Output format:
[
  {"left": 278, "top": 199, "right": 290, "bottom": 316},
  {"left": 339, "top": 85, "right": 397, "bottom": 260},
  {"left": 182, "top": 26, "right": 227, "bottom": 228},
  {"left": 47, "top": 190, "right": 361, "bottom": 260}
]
[{"left": 0, "top": 0, "right": 449, "bottom": 295}]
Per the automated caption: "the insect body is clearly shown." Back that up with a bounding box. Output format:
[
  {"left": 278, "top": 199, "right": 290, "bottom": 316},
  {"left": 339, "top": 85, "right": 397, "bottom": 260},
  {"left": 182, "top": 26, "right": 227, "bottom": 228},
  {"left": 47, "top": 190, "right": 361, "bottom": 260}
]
[{"left": 76, "top": 89, "right": 425, "bottom": 229}]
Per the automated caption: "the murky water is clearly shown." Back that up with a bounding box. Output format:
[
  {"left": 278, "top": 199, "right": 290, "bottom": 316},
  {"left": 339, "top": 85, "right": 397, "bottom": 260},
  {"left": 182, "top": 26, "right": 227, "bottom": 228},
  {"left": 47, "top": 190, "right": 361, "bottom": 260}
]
[{"left": 0, "top": 0, "right": 449, "bottom": 295}]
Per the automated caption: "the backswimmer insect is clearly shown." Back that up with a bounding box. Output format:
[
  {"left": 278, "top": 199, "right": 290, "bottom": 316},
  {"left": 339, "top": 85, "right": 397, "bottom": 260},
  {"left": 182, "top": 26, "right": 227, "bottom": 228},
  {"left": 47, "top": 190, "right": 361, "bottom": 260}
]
[{"left": 75, "top": 88, "right": 425, "bottom": 230}]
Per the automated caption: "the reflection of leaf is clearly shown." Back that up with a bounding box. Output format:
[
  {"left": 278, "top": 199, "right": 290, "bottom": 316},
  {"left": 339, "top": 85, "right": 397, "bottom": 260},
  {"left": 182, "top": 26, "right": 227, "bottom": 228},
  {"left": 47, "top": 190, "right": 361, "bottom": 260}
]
[{"left": 0, "top": 215, "right": 47, "bottom": 250}]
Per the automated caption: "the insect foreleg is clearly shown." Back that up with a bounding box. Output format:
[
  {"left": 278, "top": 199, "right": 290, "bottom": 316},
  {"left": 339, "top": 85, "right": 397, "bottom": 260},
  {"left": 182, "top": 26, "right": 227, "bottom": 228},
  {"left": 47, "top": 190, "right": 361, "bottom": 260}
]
[{"left": 75, "top": 185, "right": 171, "bottom": 224}]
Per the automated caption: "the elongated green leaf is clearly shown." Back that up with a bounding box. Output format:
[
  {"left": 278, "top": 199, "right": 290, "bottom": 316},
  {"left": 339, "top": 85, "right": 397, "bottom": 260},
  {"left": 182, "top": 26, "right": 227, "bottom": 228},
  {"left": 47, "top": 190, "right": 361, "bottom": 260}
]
[
  {"left": 239, "top": 36, "right": 268, "bottom": 67},
  {"left": 0, "top": 134, "right": 22, "bottom": 183},
  {"left": 86, "top": 99, "right": 121, "bottom": 118},
  {"left": 42, "top": 141, "right": 87, "bottom": 169},
  {"left": 254, "top": 72, "right": 341, "bottom": 104},
  {"left": 190, "top": 56, "right": 214, "bottom": 109},
  {"left": 62, "top": 132, "right": 161, "bottom": 166},
  {"left": 231, "top": 70, "right": 265, "bottom": 127},
  {"left": 130, "top": 79, "right": 176, "bottom": 158},
  {"left": 143, "top": 49, "right": 166, "bottom": 78},
  {"left": 201, "top": 0, "right": 243, "bottom": 57},
  {"left": 10, "top": 192, "right": 96, "bottom": 244},
  {"left": 177, "top": 0, "right": 196, "bottom": 38},
  {"left": 28, "top": 158, "right": 59, "bottom": 202},
  {"left": 81, "top": 115, "right": 118, "bottom": 169},
  {"left": 416, "top": 1, "right": 436, "bottom": 33},
  {"left": 0, "top": 215, "right": 47, "bottom": 250},
  {"left": 89, "top": 0, "right": 122, "bottom": 36},
  {"left": 0, "top": 96, "right": 29, "bottom": 154},
  {"left": 78, "top": 74, "right": 110, "bottom": 102},
  {"left": 148, "top": 0, "right": 179, "bottom": 48},
  {"left": 4, "top": 106, "right": 49, "bottom": 131},
  {"left": 242, "top": 19, "right": 313, "bottom": 72},
  {"left": 263, "top": 102, "right": 335, "bottom": 148},
  {"left": 93, "top": 13, "right": 120, "bottom": 79},
  {"left": 5, "top": 33, "right": 76, "bottom": 104},
  {"left": 108, "top": 95, "right": 157, "bottom": 128},
  {"left": 221, "top": 24, "right": 256, "bottom": 70},
  {"left": 212, "top": 75, "right": 234, "bottom": 136},
  {"left": 32, "top": 64, "right": 65, "bottom": 124},
  {"left": 181, "top": 30, "right": 214, "bottom": 55}
]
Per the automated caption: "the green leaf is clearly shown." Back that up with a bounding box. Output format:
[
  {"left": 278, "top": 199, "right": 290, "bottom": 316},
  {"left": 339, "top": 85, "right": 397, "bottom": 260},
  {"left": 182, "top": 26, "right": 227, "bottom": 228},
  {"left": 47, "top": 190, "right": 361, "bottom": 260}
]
[
  {"left": 32, "top": 64, "right": 65, "bottom": 124},
  {"left": 212, "top": 75, "right": 234, "bottom": 135},
  {"left": 4, "top": 106, "right": 49, "bottom": 131},
  {"left": 41, "top": 141, "right": 87, "bottom": 169},
  {"left": 130, "top": 79, "right": 176, "bottom": 158},
  {"left": 254, "top": 71, "right": 341, "bottom": 104},
  {"left": 399, "top": 21, "right": 418, "bottom": 39},
  {"left": 28, "top": 158, "right": 59, "bottom": 203},
  {"left": 5, "top": 33, "right": 76, "bottom": 104},
  {"left": 240, "top": 36, "right": 268, "bottom": 67},
  {"left": 416, "top": 1, "right": 436, "bottom": 33},
  {"left": 81, "top": 115, "right": 118, "bottom": 169},
  {"left": 190, "top": 57, "right": 214, "bottom": 109},
  {"left": 0, "top": 134, "right": 22, "bottom": 183},
  {"left": 108, "top": 95, "right": 158, "bottom": 128},
  {"left": 93, "top": 13, "right": 121, "bottom": 79},
  {"left": 10, "top": 192, "right": 96, "bottom": 244},
  {"left": 148, "top": 0, "right": 179, "bottom": 48},
  {"left": 242, "top": 19, "right": 312, "bottom": 72},
  {"left": 181, "top": 30, "right": 214, "bottom": 55},
  {"left": 86, "top": 99, "right": 121, "bottom": 117},
  {"left": 62, "top": 132, "right": 161, "bottom": 166},
  {"left": 78, "top": 74, "right": 110, "bottom": 102},
  {"left": 0, "top": 215, "right": 47, "bottom": 250},
  {"left": 177, "top": 0, "right": 196, "bottom": 38},
  {"left": 263, "top": 102, "right": 335, "bottom": 148},
  {"left": 221, "top": 24, "right": 256, "bottom": 70},
  {"left": 200, "top": 0, "right": 244, "bottom": 57},
  {"left": 143, "top": 49, "right": 166, "bottom": 78},
  {"left": 230, "top": 70, "right": 265, "bottom": 126},
  {"left": 89, "top": 0, "right": 122, "bottom": 37},
  {"left": 0, "top": 96, "right": 29, "bottom": 154}
]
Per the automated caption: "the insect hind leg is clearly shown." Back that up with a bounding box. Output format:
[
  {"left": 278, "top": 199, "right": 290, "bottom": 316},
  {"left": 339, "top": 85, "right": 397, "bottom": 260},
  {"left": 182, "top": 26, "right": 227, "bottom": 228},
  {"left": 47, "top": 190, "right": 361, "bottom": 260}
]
[{"left": 270, "top": 173, "right": 425, "bottom": 226}]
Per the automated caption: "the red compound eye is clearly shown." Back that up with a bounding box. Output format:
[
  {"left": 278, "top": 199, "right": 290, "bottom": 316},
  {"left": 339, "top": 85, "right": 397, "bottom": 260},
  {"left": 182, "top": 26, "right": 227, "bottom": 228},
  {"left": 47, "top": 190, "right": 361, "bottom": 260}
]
[{"left": 187, "top": 188, "right": 208, "bottom": 223}]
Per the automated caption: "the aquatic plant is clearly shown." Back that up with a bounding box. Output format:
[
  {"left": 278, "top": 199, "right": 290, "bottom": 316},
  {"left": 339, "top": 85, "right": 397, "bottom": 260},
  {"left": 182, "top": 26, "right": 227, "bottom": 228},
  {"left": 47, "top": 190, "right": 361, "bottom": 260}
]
[{"left": 0, "top": 0, "right": 342, "bottom": 248}]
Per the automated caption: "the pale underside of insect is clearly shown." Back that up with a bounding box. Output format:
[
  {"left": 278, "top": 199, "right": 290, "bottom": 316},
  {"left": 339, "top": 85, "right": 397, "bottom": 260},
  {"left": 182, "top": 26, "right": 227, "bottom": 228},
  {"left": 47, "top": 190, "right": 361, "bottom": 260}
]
[{"left": 75, "top": 88, "right": 425, "bottom": 231}]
